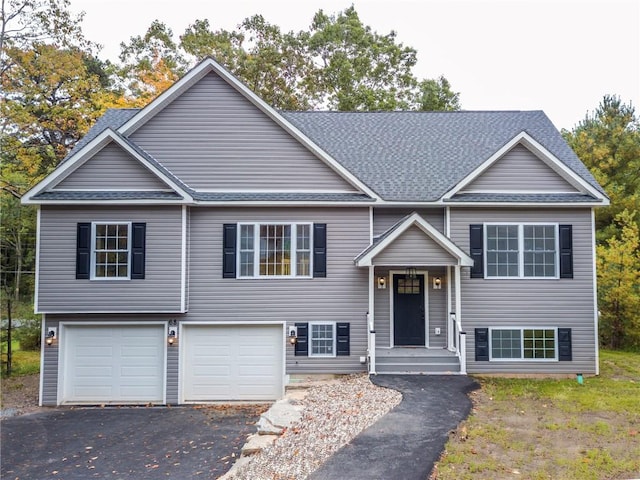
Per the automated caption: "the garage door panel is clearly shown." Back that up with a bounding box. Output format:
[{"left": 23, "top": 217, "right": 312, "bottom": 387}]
[
  {"left": 183, "top": 325, "right": 282, "bottom": 401},
  {"left": 63, "top": 325, "right": 164, "bottom": 404}
]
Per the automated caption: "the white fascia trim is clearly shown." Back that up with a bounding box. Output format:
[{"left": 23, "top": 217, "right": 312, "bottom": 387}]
[
  {"left": 457, "top": 189, "right": 587, "bottom": 195},
  {"left": 22, "top": 129, "right": 193, "bottom": 204},
  {"left": 194, "top": 188, "right": 361, "bottom": 194},
  {"left": 439, "top": 201, "right": 607, "bottom": 207},
  {"left": 116, "top": 57, "right": 380, "bottom": 200},
  {"left": 591, "top": 208, "right": 600, "bottom": 375},
  {"left": 26, "top": 200, "right": 188, "bottom": 206},
  {"left": 38, "top": 310, "right": 187, "bottom": 314},
  {"left": 52, "top": 188, "right": 176, "bottom": 192},
  {"left": 38, "top": 315, "right": 45, "bottom": 406},
  {"left": 443, "top": 132, "right": 607, "bottom": 202},
  {"left": 34, "top": 207, "right": 41, "bottom": 312},
  {"left": 356, "top": 212, "right": 474, "bottom": 267},
  {"left": 180, "top": 206, "right": 187, "bottom": 313}
]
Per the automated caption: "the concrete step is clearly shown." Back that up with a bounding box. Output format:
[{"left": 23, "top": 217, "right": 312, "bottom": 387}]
[
  {"left": 375, "top": 355, "right": 461, "bottom": 374},
  {"left": 376, "top": 355, "right": 458, "bottom": 364}
]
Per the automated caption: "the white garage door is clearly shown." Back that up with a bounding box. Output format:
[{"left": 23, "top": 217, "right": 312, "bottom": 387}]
[
  {"left": 182, "top": 324, "right": 283, "bottom": 402},
  {"left": 62, "top": 325, "right": 165, "bottom": 404}
]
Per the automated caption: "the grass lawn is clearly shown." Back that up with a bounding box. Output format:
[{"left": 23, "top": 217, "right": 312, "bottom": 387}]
[
  {"left": 1, "top": 340, "right": 40, "bottom": 377},
  {"left": 432, "top": 350, "right": 640, "bottom": 480}
]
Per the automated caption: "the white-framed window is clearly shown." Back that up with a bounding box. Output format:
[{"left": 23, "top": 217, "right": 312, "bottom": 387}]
[
  {"left": 309, "top": 322, "right": 336, "bottom": 357},
  {"left": 490, "top": 328, "right": 557, "bottom": 360},
  {"left": 92, "top": 223, "right": 130, "bottom": 279},
  {"left": 238, "top": 223, "right": 312, "bottom": 278},
  {"left": 485, "top": 223, "right": 558, "bottom": 278}
]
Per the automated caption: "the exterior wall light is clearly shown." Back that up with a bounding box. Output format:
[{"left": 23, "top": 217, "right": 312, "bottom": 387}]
[
  {"left": 377, "top": 276, "right": 387, "bottom": 289},
  {"left": 288, "top": 326, "right": 298, "bottom": 345},
  {"left": 433, "top": 276, "right": 442, "bottom": 289},
  {"left": 168, "top": 329, "right": 177, "bottom": 346},
  {"left": 45, "top": 328, "right": 57, "bottom": 346},
  {"left": 406, "top": 267, "right": 417, "bottom": 279}
]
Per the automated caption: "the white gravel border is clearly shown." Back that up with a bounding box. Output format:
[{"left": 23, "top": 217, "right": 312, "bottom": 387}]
[{"left": 226, "top": 374, "right": 402, "bottom": 480}]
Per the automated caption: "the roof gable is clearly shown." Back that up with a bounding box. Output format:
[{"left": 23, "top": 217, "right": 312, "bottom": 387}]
[
  {"left": 355, "top": 213, "right": 473, "bottom": 267},
  {"left": 444, "top": 132, "right": 607, "bottom": 201},
  {"left": 117, "top": 58, "right": 378, "bottom": 198},
  {"left": 22, "top": 129, "right": 193, "bottom": 204},
  {"left": 460, "top": 143, "right": 578, "bottom": 194},
  {"left": 371, "top": 225, "right": 458, "bottom": 266},
  {"left": 54, "top": 141, "right": 169, "bottom": 191}
]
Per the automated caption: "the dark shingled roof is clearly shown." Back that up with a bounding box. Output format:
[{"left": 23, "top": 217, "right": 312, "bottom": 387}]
[
  {"left": 62, "top": 109, "right": 139, "bottom": 163},
  {"left": 60, "top": 108, "right": 605, "bottom": 204},
  {"left": 281, "top": 110, "right": 604, "bottom": 202}
]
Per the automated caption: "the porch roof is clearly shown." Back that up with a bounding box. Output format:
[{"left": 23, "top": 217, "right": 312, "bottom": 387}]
[{"left": 354, "top": 212, "right": 474, "bottom": 267}]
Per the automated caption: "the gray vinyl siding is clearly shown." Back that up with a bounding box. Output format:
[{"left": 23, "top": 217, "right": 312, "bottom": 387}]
[
  {"left": 54, "top": 143, "right": 168, "bottom": 190},
  {"left": 449, "top": 207, "right": 597, "bottom": 374},
  {"left": 43, "top": 314, "right": 179, "bottom": 405},
  {"left": 41, "top": 318, "right": 59, "bottom": 406},
  {"left": 186, "top": 207, "right": 370, "bottom": 375},
  {"left": 373, "top": 267, "right": 449, "bottom": 348},
  {"left": 130, "top": 73, "right": 357, "bottom": 192},
  {"left": 166, "top": 340, "right": 179, "bottom": 404},
  {"left": 428, "top": 267, "right": 448, "bottom": 348},
  {"left": 372, "top": 226, "right": 458, "bottom": 266},
  {"left": 462, "top": 144, "right": 577, "bottom": 193},
  {"left": 374, "top": 267, "right": 392, "bottom": 348},
  {"left": 38, "top": 206, "right": 183, "bottom": 312},
  {"left": 373, "top": 208, "right": 445, "bottom": 236}
]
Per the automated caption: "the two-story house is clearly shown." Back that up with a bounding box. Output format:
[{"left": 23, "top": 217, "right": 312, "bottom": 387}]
[{"left": 23, "top": 58, "right": 608, "bottom": 406}]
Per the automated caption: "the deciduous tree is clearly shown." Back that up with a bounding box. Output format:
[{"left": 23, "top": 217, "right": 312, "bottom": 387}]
[
  {"left": 596, "top": 210, "right": 640, "bottom": 349},
  {"left": 564, "top": 95, "right": 640, "bottom": 241}
]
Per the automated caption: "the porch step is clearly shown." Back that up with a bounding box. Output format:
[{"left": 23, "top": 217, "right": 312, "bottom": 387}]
[{"left": 374, "top": 349, "right": 461, "bottom": 374}]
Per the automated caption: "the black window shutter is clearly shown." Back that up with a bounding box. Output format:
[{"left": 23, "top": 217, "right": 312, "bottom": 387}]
[
  {"left": 222, "top": 224, "right": 237, "bottom": 279},
  {"left": 469, "top": 224, "right": 484, "bottom": 278},
  {"left": 313, "top": 223, "right": 327, "bottom": 278},
  {"left": 295, "top": 322, "right": 308, "bottom": 356},
  {"left": 336, "top": 322, "right": 350, "bottom": 356},
  {"left": 76, "top": 223, "right": 91, "bottom": 279},
  {"left": 131, "top": 223, "right": 146, "bottom": 279},
  {"left": 558, "top": 328, "right": 572, "bottom": 361},
  {"left": 475, "top": 328, "right": 489, "bottom": 361},
  {"left": 559, "top": 225, "right": 573, "bottom": 279}
]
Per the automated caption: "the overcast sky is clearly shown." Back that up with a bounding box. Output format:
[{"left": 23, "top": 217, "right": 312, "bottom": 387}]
[{"left": 69, "top": 0, "right": 639, "bottom": 131}]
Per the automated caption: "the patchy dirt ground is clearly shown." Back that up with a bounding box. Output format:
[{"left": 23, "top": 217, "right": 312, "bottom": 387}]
[
  {"left": 431, "top": 354, "right": 640, "bottom": 480},
  {"left": 0, "top": 374, "right": 41, "bottom": 417}
]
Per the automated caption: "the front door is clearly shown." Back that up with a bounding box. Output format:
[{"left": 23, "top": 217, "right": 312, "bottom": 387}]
[{"left": 393, "top": 274, "right": 425, "bottom": 346}]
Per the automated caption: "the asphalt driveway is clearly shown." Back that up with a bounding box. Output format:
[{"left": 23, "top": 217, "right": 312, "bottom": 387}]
[
  {"left": 309, "top": 375, "right": 479, "bottom": 480},
  {"left": 1, "top": 405, "right": 264, "bottom": 479}
]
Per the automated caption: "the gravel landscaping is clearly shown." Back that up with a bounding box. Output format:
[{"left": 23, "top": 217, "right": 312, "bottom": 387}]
[{"left": 226, "top": 374, "right": 402, "bottom": 480}]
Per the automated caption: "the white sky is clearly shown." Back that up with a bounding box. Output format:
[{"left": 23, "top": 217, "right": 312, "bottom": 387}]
[{"left": 69, "top": 0, "right": 639, "bottom": 130}]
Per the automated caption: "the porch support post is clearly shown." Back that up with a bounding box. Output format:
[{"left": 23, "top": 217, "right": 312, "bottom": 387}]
[
  {"left": 455, "top": 264, "right": 466, "bottom": 373},
  {"left": 368, "top": 265, "right": 376, "bottom": 374},
  {"left": 447, "top": 265, "right": 453, "bottom": 350}
]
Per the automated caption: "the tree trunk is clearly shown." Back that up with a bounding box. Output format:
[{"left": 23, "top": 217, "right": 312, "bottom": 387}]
[{"left": 6, "top": 298, "right": 12, "bottom": 376}]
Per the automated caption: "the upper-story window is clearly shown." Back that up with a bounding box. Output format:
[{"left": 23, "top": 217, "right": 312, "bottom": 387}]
[
  {"left": 93, "top": 223, "right": 130, "bottom": 279},
  {"left": 238, "top": 223, "right": 312, "bottom": 277},
  {"left": 486, "top": 224, "right": 557, "bottom": 278}
]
